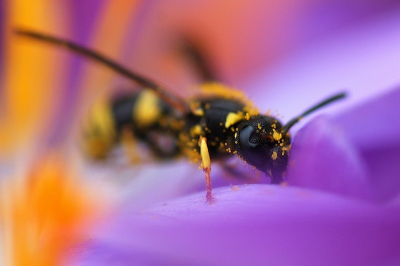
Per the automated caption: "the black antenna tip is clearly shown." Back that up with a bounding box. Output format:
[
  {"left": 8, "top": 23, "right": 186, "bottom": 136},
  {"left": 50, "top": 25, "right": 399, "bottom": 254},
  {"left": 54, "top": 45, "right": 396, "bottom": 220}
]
[{"left": 283, "top": 91, "right": 347, "bottom": 134}]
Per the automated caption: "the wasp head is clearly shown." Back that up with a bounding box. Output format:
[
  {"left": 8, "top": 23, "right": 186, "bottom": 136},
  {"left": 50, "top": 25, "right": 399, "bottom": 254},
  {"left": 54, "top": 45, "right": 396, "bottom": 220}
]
[{"left": 234, "top": 115, "right": 291, "bottom": 184}]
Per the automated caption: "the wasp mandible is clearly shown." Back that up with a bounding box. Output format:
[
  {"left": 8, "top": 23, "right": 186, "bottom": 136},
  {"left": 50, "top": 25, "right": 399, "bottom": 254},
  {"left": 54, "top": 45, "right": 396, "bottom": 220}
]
[{"left": 16, "top": 29, "right": 346, "bottom": 202}]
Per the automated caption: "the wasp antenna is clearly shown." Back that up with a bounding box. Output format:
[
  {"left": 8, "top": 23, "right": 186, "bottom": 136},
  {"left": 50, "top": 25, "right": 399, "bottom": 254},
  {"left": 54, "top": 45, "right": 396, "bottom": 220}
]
[
  {"left": 283, "top": 92, "right": 346, "bottom": 134},
  {"left": 14, "top": 28, "right": 190, "bottom": 114}
]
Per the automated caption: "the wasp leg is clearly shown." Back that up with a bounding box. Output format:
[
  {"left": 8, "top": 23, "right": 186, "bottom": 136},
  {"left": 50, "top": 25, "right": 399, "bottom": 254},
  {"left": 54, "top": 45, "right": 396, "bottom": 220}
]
[
  {"left": 199, "top": 137, "right": 215, "bottom": 203},
  {"left": 121, "top": 126, "right": 142, "bottom": 164},
  {"left": 180, "top": 38, "right": 218, "bottom": 82}
]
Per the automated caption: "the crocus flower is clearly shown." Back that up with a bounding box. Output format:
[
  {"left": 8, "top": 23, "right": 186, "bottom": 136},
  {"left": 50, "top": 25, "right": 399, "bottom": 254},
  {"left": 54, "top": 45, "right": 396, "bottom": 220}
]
[
  {"left": 0, "top": 153, "right": 103, "bottom": 265},
  {"left": 0, "top": 1, "right": 112, "bottom": 265},
  {"left": 0, "top": 3, "right": 108, "bottom": 264},
  {"left": 2, "top": 1, "right": 400, "bottom": 265}
]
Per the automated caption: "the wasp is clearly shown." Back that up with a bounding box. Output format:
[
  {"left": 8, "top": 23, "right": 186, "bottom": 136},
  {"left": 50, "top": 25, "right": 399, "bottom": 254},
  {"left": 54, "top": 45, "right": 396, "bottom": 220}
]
[{"left": 16, "top": 29, "right": 346, "bottom": 202}]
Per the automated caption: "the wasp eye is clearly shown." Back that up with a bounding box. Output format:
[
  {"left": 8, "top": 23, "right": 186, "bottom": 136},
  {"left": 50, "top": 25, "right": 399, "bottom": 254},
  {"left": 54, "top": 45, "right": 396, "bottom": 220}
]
[
  {"left": 239, "top": 126, "right": 273, "bottom": 148},
  {"left": 237, "top": 126, "right": 267, "bottom": 171},
  {"left": 239, "top": 126, "right": 258, "bottom": 150}
]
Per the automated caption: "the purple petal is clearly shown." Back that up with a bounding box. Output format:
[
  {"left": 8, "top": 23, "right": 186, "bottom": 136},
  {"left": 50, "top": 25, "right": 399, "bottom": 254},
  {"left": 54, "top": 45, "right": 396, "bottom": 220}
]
[
  {"left": 288, "top": 87, "right": 400, "bottom": 201},
  {"left": 334, "top": 86, "right": 400, "bottom": 201},
  {"left": 247, "top": 7, "right": 400, "bottom": 121},
  {"left": 287, "top": 115, "right": 371, "bottom": 200},
  {"left": 333, "top": 86, "right": 400, "bottom": 148},
  {"left": 66, "top": 185, "right": 400, "bottom": 265}
]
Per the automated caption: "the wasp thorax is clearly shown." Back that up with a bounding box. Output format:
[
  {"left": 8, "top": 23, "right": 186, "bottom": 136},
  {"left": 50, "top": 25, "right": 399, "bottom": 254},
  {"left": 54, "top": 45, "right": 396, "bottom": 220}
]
[{"left": 234, "top": 115, "right": 291, "bottom": 183}]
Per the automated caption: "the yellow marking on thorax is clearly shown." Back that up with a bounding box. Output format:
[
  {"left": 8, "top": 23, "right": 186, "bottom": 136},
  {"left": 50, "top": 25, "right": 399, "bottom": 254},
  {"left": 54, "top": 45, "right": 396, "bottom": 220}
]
[
  {"left": 133, "top": 90, "right": 161, "bottom": 127},
  {"left": 199, "top": 83, "right": 247, "bottom": 99},
  {"left": 225, "top": 112, "right": 244, "bottom": 128},
  {"left": 191, "top": 83, "right": 260, "bottom": 116}
]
